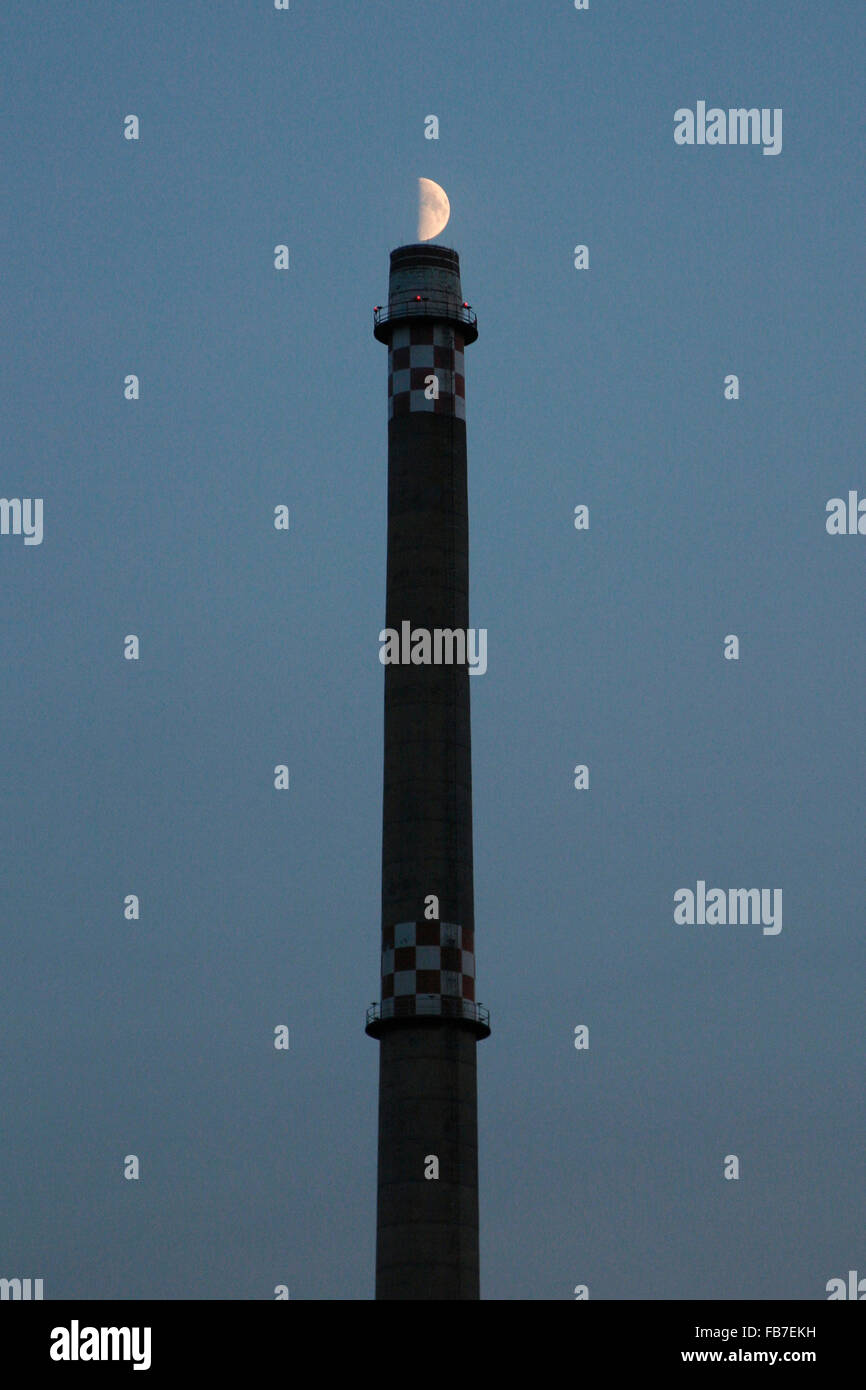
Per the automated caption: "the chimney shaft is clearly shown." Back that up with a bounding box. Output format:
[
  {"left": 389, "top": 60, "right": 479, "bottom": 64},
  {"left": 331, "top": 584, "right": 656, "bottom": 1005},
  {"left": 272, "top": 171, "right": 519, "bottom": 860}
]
[{"left": 367, "top": 244, "right": 488, "bottom": 1300}]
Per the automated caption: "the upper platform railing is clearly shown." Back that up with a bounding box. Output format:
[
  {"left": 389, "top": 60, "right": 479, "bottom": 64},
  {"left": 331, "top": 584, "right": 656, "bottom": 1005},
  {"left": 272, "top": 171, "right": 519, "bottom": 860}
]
[{"left": 373, "top": 295, "right": 478, "bottom": 343}]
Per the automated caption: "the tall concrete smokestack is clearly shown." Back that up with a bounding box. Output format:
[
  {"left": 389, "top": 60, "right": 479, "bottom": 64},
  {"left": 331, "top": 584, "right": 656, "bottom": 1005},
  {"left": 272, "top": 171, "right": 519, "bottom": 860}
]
[{"left": 366, "top": 243, "right": 490, "bottom": 1300}]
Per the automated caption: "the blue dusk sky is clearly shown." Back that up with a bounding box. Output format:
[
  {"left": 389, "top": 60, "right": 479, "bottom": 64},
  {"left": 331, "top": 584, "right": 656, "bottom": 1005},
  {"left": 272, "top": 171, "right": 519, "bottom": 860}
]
[{"left": 1, "top": 0, "right": 863, "bottom": 1299}]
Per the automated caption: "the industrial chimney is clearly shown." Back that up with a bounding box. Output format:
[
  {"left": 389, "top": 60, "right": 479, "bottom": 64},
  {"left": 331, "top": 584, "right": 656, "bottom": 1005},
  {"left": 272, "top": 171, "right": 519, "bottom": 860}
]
[{"left": 366, "top": 243, "right": 490, "bottom": 1300}]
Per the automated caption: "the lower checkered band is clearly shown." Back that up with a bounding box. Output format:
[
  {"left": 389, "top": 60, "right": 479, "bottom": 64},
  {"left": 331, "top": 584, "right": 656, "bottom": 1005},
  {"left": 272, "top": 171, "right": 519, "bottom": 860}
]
[
  {"left": 379, "top": 919, "right": 475, "bottom": 1020},
  {"left": 388, "top": 324, "right": 465, "bottom": 421}
]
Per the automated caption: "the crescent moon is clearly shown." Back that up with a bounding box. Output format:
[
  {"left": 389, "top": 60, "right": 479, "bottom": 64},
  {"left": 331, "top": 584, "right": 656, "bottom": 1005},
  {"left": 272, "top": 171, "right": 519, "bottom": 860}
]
[{"left": 417, "top": 178, "right": 450, "bottom": 241}]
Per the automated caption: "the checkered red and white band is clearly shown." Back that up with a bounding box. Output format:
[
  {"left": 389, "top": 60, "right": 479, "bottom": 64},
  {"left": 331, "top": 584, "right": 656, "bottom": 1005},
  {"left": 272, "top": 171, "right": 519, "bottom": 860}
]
[
  {"left": 387, "top": 324, "right": 466, "bottom": 421},
  {"left": 380, "top": 919, "right": 475, "bottom": 1020}
]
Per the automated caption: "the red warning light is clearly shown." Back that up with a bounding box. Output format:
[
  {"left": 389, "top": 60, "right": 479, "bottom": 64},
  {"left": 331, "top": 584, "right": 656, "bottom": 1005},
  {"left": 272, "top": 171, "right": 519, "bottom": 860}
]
[{"left": 415, "top": 295, "right": 422, "bottom": 301}]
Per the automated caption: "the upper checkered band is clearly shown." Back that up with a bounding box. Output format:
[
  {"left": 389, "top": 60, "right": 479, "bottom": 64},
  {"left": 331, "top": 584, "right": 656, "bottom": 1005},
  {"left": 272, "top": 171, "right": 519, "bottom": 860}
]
[
  {"left": 387, "top": 324, "right": 465, "bottom": 421},
  {"left": 379, "top": 919, "right": 476, "bottom": 1021}
]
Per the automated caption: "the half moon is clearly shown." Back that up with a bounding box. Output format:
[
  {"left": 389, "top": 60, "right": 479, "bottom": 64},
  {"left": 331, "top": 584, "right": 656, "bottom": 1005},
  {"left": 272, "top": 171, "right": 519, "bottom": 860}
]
[{"left": 417, "top": 178, "right": 450, "bottom": 241}]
